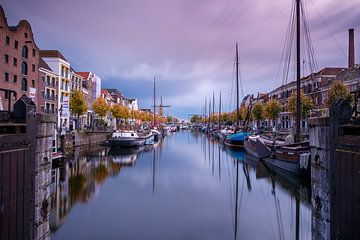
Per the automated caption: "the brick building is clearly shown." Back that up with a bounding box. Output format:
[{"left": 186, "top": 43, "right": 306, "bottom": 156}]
[{"left": 0, "top": 5, "right": 40, "bottom": 111}]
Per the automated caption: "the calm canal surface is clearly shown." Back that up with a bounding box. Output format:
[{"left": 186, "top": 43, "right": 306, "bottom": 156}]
[{"left": 50, "top": 131, "right": 311, "bottom": 240}]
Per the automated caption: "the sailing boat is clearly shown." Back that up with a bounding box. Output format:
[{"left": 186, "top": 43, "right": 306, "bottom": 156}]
[
  {"left": 224, "top": 43, "right": 251, "bottom": 149},
  {"left": 260, "top": 0, "right": 311, "bottom": 176}
]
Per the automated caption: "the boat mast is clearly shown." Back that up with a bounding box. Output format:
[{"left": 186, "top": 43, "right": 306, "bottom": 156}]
[
  {"left": 218, "top": 91, "right": 221, "bottom": 128},
  {"left": 236, "top": 43, "right": 240, "bottom": 127},
  {"left": 153, "top": 77, "right": 156, "bottom": 127},
  {"left": 212, "top": 91, "right": 215, "bottom": 128},
  {"left": 205, "top": 98, "right": 207, "bottom": 124},
  {"left": 296, "top": 0, "right": 301, "bottom": 141}
]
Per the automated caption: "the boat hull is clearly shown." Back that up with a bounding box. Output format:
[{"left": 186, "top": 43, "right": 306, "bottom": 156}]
[
  {"left": 109, "top": 138, "right": 146, "bottom": 147},
  {"left": 262, "top": 157, "right": 307, "bottom": 176}
]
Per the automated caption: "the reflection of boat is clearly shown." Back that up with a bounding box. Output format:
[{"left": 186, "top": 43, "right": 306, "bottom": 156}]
[
  {"left": 226, "top": 148, "right": 245, "bottom": 161},
  {"left": 109, "top": 130, "right": 152, "bottom": 147},
  {"left": 256, "top": 161, "right": 311, "bottom": 205},
  {"left": 108, "top": 146, "right": 145, "bottom": 165}
]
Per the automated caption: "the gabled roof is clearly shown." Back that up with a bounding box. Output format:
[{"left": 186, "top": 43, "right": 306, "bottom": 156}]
[
  {"left": 39, "top": 50, "right": 68, "bottom": 62},
  {"left": 77, "top": 72, "right": 90, "bottom": 80},
  {"left": 39, "top": 57, "right": 52, "bottom": 71}
]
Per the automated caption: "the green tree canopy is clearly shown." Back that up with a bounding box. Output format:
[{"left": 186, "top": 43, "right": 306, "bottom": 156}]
[
  {"left": 287, "top": 90, "right": 314, "bottom": 118},
  {"left": 327, "top": 80, "right": 353, "bottom": 106},
  {"left": 93, "top": 97, "right": 110, "bottom": 119}
]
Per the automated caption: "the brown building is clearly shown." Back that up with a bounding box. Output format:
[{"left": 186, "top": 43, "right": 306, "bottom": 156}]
[{"left": 0, "top": 5, "right": 40, "bottom": 111}]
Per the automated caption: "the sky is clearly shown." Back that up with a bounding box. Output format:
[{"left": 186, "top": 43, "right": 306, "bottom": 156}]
[{"left": 2, "top": 0, "right": 360, "bottom": 119}]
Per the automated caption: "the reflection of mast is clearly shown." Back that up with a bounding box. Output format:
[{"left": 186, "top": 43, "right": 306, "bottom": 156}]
[
  {"left": 212, "top": 139, "right": 214, "bottom": 176},
  {"left": 243, "top": 164, "right": 252, "bottom": 192},
  {"left": 152, "top": 148, "right": 156, "bottom": 195},
  {"left": 218, "top": 146, "right": 221, "bottom": 181},
  {"left": 271, "top": 179, "right": 285, "bottom": 240},
  {"left": 295, "top": 197, "right": 300, "bottom": 240},
  {"left": 234, "top": 159, "right": 239, "bottom": 240}
]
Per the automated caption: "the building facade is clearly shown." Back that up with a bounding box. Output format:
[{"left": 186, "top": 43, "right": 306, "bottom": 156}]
[
  {"left": 0, "top": 5, "right": 40, "bottom": 111},
  {"left": 40, "top": 50, "right": 71, "bottom": 129}
]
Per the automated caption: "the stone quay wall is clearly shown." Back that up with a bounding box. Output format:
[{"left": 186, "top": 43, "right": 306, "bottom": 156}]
[{"left": 34, "top": 114, "right": 55, "bottom": 240}]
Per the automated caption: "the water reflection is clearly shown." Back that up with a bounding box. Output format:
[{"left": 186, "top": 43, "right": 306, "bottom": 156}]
[{"left": 50, "top": 132, "right": 311, "bottom": 240}]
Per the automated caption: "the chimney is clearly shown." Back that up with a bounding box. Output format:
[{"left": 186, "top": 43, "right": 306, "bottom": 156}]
[{"left": 348, "top": 28, "right": 355, "bottom": 68}]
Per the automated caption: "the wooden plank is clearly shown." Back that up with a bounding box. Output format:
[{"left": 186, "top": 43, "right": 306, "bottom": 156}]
[
  {"left": 23, "top": 148, "right": 34, "bottom": 240},
  {"left": 345, "top": 152, "right": 352, "bottom": 239},
  {"left": 1, "top": 152, "right": 10, "bottom": 240},
  {"left": 352, "top": 153, "right": 360, "bottom": 239},
  {"left": 340, "top": 151, "right": 347, "bottom": 238},
  {"left": 16, "top": 150, "right": 24, "bottom": 240},
  {"left": 0, "top": 153, "right": 3, "bottom": 238},
  {"left": 9, "top": 150, "right": 18, "bottom": 240}
]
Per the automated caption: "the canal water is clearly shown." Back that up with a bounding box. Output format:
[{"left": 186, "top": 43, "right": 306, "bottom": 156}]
[{"left": 50, "top": 131, "right": 311, "bottom": 240}]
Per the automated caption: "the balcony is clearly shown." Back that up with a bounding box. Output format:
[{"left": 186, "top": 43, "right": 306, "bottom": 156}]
[{"left": 44, "top": 94, "right": 55, "bottom": 101}]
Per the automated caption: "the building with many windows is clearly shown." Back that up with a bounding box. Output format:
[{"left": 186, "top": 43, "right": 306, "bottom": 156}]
[
  {"left": 0, "top": 5, "right": 40, "bottom": 111},
  {"left": 39, "top": 58, "right": 58, "bottom": 114},
  {"left": 40, "top": 50, "right": 71, "bottom": 128}
]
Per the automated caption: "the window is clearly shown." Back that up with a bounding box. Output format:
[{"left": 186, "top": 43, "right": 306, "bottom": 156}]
[
  {"left": 13, "top": 75, "right": 17, "bottom": 83},
  {"left": 13, "top": 58, "right": 17, "bottom": 66},
  {"left": 4, "top": 72, "right": 9, "bottom": 81},
  {"left": 32, "top": 79, "right": 35, "bottom": 88},
  {"left": 21, "top": 78, "right": 28, "bottom": 91},
  {"left": 4, "top": 54, "right": 9, "bottom": 64},
  {"left": 32, "top": 64, "right": 35, "bottom": 72},
  {"left": 22, "top": 46, "right": 28, "bottom": 58},
  {"left": 5, "top": 36, "right": 10, "bottom": 45},
  {"left": 5, "top": 91, "right": 9, "bottom": 100},
  {"left": 22, "top": 62, "right": 28, "bottom": 75},
  {"left": 32, "top": 49, "right": 35, "bottom": 57},
  {"left": 14, "top": 40, "right": 18, "bottom": 49},
  {"left": 24, "top": 32, "right": 28, "bottom": 38}
]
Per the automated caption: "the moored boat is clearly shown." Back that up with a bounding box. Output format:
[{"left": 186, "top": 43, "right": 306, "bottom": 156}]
[
  {"left": 224, "top": 132, "right": 251, "bottom": 149},
  {"left": 109, "top": 130, "right": 152, "bottom": 147}
]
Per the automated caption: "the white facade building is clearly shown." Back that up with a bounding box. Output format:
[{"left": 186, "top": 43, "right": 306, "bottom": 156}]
[{"left": 40, "top": 50, "right": 71, "bottom": 129}]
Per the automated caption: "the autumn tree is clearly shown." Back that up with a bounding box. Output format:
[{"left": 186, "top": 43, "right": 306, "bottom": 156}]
[
  {"left": 252, "top": 102, "right": 264, "bottom": 129},
  {"left": 111, "top": 104, "right": 130, "bottom": 126},
  {"left": 93, "top": 97, "right": 110, "bottom": 120},
  {"left": 264, "top": 99, "right": 281, "bottom": 126},
  {"left": 70, "top": 89, "right": 87, "bottom": 130},
  {"left": 287, "top": 90, "right": 314, "bottom": 119},
  {"left": 327, "top": 80, "right": 353, "bottom": 106}
]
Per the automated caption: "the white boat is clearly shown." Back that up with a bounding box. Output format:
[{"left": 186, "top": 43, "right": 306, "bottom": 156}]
[{"left": 109, "top": 130, "right": 152, "bottom": 147}]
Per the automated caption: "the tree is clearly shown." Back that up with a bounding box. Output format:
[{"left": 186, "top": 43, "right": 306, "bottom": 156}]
[
  {"left": 111, "top": 104, "right": 129, "bottom": 126},
  {"left": 327, "top": 80, "right": 353, "bottom": 106},
  {"left": 70, "top": 89, "right": 87, "bottom": 130},
  {"left": 265, "top": 99, "right": 281, "bottom": 126},
  {"left": 190, "top": 115, "right": 201, "bottom": 123},
  {"left": 167, "top": 115, "right": 173, "bottom": 123},
  {"left": 93, "top": 97, "right": 110, "bottom": 120},
  {"left": 287, "top": 90, "right": 314, "bottom": 119},
  {"left": 252, "top": 102, "right": 264, "bottom": 130}
]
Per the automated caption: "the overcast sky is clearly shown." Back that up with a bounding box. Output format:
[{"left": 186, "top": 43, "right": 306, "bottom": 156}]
[{"left": 2, "top": 0, "right": 360, "bottom": 119}]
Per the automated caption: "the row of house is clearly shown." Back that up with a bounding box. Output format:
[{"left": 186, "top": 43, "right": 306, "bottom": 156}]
[
  {"left": 0, "top": 5, "right": 101, "bottom": 131},
  {"left": 242, "top": 29, "right": 360, "bottom": 131}
]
